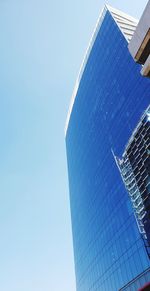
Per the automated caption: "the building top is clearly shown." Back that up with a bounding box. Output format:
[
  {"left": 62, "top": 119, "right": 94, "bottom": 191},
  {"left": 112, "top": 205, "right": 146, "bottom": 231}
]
[
  {"left": 106, "top": 5, "right": 138, "bottom": 42},
  {"left": 65, "top": 5, "right": 138, "bottom": 136}
]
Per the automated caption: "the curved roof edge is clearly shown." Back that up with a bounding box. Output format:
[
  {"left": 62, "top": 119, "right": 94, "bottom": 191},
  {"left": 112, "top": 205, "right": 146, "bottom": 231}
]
[
  {"left": 64, "top": 5, "right": 138, "bottom": 137},
  {"left": 65, "top": 5, "right": 107, "bottom": 136}
]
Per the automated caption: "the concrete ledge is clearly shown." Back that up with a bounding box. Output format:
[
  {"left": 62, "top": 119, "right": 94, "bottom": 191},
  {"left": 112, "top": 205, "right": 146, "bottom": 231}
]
[
  {"left": 141, "top": 54, "right": 150, "bottom": 77},
  {"left": 128, "top": 0, "right": 150, "bottom": 63}
]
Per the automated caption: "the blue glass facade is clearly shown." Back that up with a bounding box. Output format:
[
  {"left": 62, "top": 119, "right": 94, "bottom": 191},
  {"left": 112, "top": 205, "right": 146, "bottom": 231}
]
[{"left": 66, "top": 7, "right": 150, "bottom": 291}]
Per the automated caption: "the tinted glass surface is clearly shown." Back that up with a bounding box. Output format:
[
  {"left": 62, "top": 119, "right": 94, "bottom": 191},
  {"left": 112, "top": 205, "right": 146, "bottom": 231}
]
[{"left": 66, "top": 10, "right": 150, "bottom": 291}]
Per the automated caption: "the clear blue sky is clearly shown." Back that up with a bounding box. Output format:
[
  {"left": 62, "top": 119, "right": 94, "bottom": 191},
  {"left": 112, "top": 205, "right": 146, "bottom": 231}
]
[{"left": 0, "top": 0, "right": 148, "bottom": 290}]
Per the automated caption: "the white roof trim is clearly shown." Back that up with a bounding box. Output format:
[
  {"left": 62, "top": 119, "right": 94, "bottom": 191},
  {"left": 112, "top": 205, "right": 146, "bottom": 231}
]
[{"left": 106, "top": 4, "right": 138, "bottom": 23}]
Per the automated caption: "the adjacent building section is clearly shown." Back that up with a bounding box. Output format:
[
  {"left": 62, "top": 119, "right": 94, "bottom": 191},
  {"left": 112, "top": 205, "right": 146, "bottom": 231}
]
[
  {"left": 114, "top": 105, "right": 150, "bottom": 258},
  {"left": 128, "top": 0, "right": 150, "bottom": 77}
]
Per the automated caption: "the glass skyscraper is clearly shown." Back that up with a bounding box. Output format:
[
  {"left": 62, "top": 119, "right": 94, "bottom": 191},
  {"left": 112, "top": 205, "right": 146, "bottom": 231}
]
[{"left": 65, "top": 5, "right": 150, "bottom": 291}]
